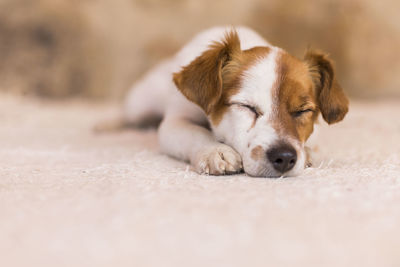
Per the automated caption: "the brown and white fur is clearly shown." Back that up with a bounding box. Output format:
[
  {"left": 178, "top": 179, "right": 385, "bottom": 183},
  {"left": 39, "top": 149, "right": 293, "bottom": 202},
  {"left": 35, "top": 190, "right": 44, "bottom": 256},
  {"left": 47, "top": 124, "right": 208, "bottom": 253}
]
[{"left": 99, "top": 26, "right": 349, "bottom": 177}]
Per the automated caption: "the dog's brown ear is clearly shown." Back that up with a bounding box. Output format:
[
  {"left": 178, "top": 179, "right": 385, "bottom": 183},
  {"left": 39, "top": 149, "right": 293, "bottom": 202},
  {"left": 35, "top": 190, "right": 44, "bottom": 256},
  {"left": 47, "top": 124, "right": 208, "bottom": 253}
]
[
  {"left": 304, "top": 50, "right": 349, "bottom": 124},
  {"left": 173, "top": 30, "right": 241, "bottom": 114}
]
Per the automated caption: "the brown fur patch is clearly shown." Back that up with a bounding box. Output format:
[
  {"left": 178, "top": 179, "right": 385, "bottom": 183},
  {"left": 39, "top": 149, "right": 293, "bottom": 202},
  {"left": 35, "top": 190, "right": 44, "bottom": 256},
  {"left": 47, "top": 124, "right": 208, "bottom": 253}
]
[
  {"left": 173, "top": 30, "right": 241, "bottom": 114},
  {"left": 271, "top": 51, "right": 319, "bottom": 143},
  {"left": 173, "top": 30, "right": 271, "bottom": 126},
  {"left": 304, "top": 50, "right": 349, "bottom": 124},
  {"left": 271, "top": 49, "right": 348, "bottom": 144},
  {"left": 251, "top": 145, "right": 264, "bottom": 161}
]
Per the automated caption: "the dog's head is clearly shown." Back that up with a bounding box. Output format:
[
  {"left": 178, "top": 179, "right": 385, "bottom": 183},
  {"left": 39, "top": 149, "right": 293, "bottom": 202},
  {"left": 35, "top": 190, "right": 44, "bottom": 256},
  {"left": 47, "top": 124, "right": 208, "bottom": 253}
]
[{"left": 173, "top": 31, "right": 349, "bottom": 177}]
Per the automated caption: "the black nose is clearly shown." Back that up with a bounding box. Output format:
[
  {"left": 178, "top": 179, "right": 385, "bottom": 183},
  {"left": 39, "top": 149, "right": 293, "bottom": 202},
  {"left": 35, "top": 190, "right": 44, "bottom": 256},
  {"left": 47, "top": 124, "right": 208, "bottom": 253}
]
[{"left": 266, "top": 144, "right": 297, "bottom": 173}]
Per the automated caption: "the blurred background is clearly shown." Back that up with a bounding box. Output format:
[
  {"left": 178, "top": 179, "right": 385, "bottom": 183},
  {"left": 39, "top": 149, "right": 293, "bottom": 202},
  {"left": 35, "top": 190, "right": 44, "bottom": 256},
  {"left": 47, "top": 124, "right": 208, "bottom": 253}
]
[{"left": 0, "top": 0, "right": 399, "bottom": 100}]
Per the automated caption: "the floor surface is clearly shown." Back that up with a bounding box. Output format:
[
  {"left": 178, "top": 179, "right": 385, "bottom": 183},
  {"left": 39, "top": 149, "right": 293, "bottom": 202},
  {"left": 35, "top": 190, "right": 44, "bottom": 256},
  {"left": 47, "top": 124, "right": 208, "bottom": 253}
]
[{"left": 1, "top": 94, "right": 400, "bottom": 267}]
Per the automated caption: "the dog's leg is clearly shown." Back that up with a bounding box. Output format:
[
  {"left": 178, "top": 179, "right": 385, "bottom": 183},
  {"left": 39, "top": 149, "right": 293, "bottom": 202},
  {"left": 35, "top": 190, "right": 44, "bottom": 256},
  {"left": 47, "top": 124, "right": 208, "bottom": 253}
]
[
  {"left": 122, "top": 60, "right": 174, "bottom": 125},
  {"left": 93, "top": 88, "right": 163, "bottom": 133},
  {"left": 94, "top": 61, "right": 174, "bottom": 133},
  {"left": 93, "top": 117, "right": 127, "bottom": 133},
  {"left": 158, "top": 117, "right": 243, "bottom": 175},
  {"left": 93, "top": 114, "right": 162, "bottom": 133}
]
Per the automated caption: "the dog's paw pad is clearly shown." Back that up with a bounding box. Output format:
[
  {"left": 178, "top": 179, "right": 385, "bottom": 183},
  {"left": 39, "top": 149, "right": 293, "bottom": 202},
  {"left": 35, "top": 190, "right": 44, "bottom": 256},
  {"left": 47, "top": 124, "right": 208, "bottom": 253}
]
[{"left": 194, "top": 145, "right": 243, "bottom": 175}]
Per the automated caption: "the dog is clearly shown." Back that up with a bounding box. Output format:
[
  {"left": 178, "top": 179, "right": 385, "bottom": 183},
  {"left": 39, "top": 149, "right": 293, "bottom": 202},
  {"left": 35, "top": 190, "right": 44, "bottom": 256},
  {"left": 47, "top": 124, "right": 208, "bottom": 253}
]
[{"left": 97, "top": 26, "right": 349, "bottom": 177}]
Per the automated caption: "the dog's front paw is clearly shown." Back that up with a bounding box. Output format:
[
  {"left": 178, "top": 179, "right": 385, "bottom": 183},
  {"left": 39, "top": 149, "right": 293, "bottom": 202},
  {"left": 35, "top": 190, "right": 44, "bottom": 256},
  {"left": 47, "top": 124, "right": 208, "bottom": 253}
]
[{"left": 193, "top": 144, "right": 243, "bottom": 175}]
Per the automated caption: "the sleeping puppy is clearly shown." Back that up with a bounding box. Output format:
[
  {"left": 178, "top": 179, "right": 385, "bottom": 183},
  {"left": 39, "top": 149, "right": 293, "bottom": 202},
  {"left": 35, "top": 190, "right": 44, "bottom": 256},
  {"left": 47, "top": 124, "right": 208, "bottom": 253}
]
[{"left": 101, "top": 26, "right": 349, "bottom": 177}]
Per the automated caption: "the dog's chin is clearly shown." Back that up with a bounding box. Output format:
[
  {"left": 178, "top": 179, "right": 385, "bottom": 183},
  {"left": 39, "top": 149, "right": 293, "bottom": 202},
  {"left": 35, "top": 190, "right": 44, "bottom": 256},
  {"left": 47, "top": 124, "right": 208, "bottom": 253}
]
[
  {"left": 243, "top": 162, "right": 303, "bottom": 178},
  {"left": 242, "top": 161, "right": 277, "bottom": 178},
  {"left": 246, "top": 169, "right": 302, "bottom": 178}
]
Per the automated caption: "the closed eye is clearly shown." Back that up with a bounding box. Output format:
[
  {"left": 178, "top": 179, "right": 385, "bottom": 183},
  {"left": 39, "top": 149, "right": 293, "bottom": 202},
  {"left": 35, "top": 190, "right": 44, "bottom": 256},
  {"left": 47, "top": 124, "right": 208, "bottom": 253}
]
[
  {"left": 230, "top": 102, "right": 263, "bottom": 118},
  {"left": 241, "top": 104, "right": 259, "bottom": 116},
  {"left": 292, "top": 109, "right": 314, "bottom": 118}
]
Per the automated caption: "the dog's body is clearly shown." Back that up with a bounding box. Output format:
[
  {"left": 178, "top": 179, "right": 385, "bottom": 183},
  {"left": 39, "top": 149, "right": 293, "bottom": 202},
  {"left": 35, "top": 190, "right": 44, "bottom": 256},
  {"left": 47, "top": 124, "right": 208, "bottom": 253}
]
[{"left": 108, "top": 26, "right": 348, "bottom": 177}]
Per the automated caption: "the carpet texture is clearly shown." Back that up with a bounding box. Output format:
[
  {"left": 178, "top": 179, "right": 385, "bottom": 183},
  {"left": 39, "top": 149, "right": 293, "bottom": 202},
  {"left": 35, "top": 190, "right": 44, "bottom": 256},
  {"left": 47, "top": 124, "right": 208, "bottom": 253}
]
[{"left": 1, "top": 94, "right": 400, "bottom": 267}]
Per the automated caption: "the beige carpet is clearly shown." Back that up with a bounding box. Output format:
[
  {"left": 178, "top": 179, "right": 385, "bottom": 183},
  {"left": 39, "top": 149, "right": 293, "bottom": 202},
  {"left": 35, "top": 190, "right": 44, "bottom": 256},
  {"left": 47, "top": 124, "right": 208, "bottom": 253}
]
[{"left": 1, "top": 94, "right": 400, "bottom": 267}]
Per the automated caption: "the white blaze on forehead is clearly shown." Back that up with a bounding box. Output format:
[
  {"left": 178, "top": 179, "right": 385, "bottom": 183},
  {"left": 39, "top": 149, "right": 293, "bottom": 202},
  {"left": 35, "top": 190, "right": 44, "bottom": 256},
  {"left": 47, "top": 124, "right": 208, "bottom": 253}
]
[{"left": 230, "top": 48, "right": 279, "bottom": 115}]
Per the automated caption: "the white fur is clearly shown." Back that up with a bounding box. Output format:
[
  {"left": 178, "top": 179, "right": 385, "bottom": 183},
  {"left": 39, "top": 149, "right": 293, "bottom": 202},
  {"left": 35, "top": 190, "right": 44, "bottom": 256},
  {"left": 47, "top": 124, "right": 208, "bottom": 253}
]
[
  {"left": 123, "top": 26, "right": 311, "bottom": 177},
  {"left": 213, "top": 49, "right": 280, "bottom": 176}
]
